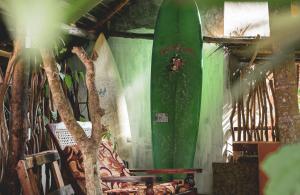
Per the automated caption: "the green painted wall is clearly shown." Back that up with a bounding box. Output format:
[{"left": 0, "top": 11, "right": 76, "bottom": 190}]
[
  {"left": 106, "top": 0, "right": 294, "bottom": 193},
  {"left": 194, "top": 44, "right": 224, "bottom": 194},
  {"left": 108, "top": 34, "right": 153, "bottom": 168},
  {"left": 108, "top": 35, "right": 224, "bottom": 194}
]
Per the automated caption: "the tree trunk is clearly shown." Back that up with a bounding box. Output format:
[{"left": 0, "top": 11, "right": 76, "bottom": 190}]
[
  {"left": 5, "top": 57, "right": 30, "bottom": 194},
  {"left": 81, "top": 142, "right": 103, "bottom": 195},
  {"left": 41, "top": 49, "right": 88, "bottom": 145},
  {"left": 72, "top": 47, "right": 108, "bottom": 195},
  {"left": 0, "top": 41, "right": 20, "bottom": 183},
  {"left": 72, "top": 47, "right": 105, "bottom": 142},
  {"left": 270, "top": 1, "right": 300, "bottom": 145},
  {"left": 41, "top": 49, "right": 104, "bottom": 195},
  {"left": 273, "top": 49, "right": 300, "bottom": 144}
]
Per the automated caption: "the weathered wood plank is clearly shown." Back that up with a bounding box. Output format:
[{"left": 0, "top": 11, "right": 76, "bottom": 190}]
[
  {"left": 25, "top": 150, "right": 60, "bottom": 169},
  {"left": 109, "top": 31, "right": 154, "bottom": 40},
  {"left": 27, "top": 168, "right": 40, "bottom": 195},
  {"left": 51, "top": 161, "right": 65, "bottom": 188},
  {"left": 16, "top": 160, "right": 36, "bottom": 195}
]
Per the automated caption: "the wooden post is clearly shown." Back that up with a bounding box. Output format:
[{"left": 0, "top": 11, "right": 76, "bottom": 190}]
[
  {"left": 16, "top": 160, "right": 36, "bottom": 195},
  {"left": 51, "top": 161, "right": 65, "bottom": 188}
]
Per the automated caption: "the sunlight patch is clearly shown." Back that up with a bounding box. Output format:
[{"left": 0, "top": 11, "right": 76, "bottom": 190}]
[{"left": 224, "top": 2, "right": 270, "bottom": 37}]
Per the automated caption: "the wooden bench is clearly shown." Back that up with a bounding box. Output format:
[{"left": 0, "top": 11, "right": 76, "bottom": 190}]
[{"left": 17, "top": 150, "right": 74, "bottom": 195}]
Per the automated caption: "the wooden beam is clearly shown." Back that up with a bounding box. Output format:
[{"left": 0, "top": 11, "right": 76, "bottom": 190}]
[
  {"left": 109, "top": 31, "right": 154, "bottom": 40},
  {"left": 231, "top": 48, "right": 300, "bottom": 62},
  {"left": 51, "top": 161, "right": 65, "bottom": 188},
  {"left": 25, "top": 150, "right": 60, "bottom": 169},
  {"left": 61, "top": 24, "right": 96, "bottom": 40},
  {"left": 92, "top": 0, "right": 129, "bottom": 30},
  {"left": 107, "top": 33, "right": 270, "bottom": 44},
  {"left": 239, "top": 56, "right": 300, "bottom": 63},
  {"left": 82, "top": 13, "right": 98, "bottom": 23},
  {"left": 203, "top": 36, "right": 269, "bottom": 45}
]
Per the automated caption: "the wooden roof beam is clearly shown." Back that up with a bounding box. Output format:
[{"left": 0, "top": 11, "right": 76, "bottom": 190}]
[
  {"left": 107, "top": 33, "right": 270, "bottom": 45},
  {"left": 109, "top": 31, "right": 154, "bottom": 40},
  {"left": 92, "top": 0, "right": 129, "bottom": 31},
  {"left": 82, "top": 13, "right": 98, "bottom": 23},
  {"left": 203, "top": 36, "right": 269, "bottom": 45},
  {"left": 61, "top": 24, "right": 96, "bottom": 40}
]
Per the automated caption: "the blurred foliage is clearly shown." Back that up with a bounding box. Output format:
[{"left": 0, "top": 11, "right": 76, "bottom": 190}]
[
  {"left": 262, "top": 144, "right": 300, "bottom": 195},
  {"left": 64, "top": 0, "right": 103, "bottom": 24},
  {"left": 0, "top": 0, "right": 103, "bottom": 48}
]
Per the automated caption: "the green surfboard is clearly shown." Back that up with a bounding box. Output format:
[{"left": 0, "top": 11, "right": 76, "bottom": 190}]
[{"left": 151, "top": 0, "right": 203, "bottom": 169}]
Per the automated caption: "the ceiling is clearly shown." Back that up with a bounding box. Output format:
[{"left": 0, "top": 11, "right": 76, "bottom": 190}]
[
  {"left": 0, "top": 0, "right": 162, "bottom": 51},
  {"left": 75, "top": 0, "right": 162, "bottom": 32}
]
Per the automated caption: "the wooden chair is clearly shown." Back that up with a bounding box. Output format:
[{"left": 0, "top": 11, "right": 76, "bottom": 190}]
[
  {"left": 17, "top": 150, "right": 74, "bottom": 195},
  {"left": 46, "top": 122, "right": 202, "bottom": 195}
]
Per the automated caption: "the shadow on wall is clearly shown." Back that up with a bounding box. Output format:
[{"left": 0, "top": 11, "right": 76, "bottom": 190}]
[
  {"left": 194, "top": 44, "right": 225, "bottom": 194},
  {"left": 108, "top": 32, "right": 153, "bottom": 168}
]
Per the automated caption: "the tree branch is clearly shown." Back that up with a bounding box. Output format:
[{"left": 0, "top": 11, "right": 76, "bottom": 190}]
[
  {"left": 40, "top": 49, "right": 88, "bottom": 145},
  {"left": 0, "top": 40, "right": 21, "bottom": 182},
  {"left": 72, "top": 47, "right": 106, "bottom": 143}
]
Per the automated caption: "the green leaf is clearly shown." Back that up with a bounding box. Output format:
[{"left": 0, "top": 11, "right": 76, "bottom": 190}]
[
  {"left": 43, "top": 115, "right": 50, "bottom": 125},
  {"left": 79, "top": 71, "right": 85, "bottom": 81},
  {"left": 79, "top": 115, "right": 86, "bottom": 122},
  {"left": 113, "top": 138, "right": 118, "bottom": 152},
  {"left": 262, "top": 144, "right": 300, "bottom": 195},
  {"left": 54, "top": 44, "right": 59, "bottom": 56},
  {"left": 51, "top": 111, "right": 58, "bottom": 121},
  {"left": 59, "top": 47, "right": 67, "bottom": 54},
  {"left": 73, "top": 71, "right": 79, "bottom": 83},
  {"left": 45, "top": 84, "right": 49, "bottom": 98},
  {"left": 102, "top": 131, "right": 111, "bottom": 140},
  {"left": 59, "top": 37, "right": 66, "bottom": 46},
  {"left": 64, "top": 74, "right": 73, "bottom": 90}
]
